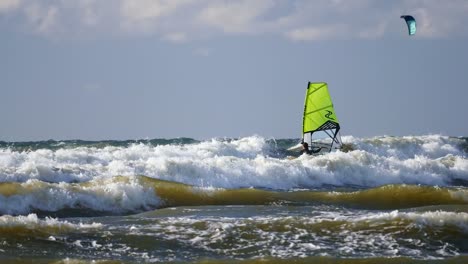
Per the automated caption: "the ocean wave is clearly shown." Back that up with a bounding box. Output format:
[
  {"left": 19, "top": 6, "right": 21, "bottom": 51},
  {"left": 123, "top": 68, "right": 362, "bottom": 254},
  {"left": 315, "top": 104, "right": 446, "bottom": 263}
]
[
  {"left": 124, "top": 208, "right": 468, "bottom": 259},
  {"left": 341, "top": 135, "right": 467, "bottom": 159},
  {"left": 0, "top": 135, "right": 466, "bottom": 189},
  {"left": 0, "top": 176, "right": 161, "bottom": 215},
  {"left": 0, "top": 213, "right": 101, "bottom": 237},
  {"left": 1, "top": 176, "right": 467, "bottom": 215},
  {"left": 1, "top": 207, "right": 466, "bottom": 261},
  {"left": 357, "top": 210, "right": 468, "bottom": 231}
]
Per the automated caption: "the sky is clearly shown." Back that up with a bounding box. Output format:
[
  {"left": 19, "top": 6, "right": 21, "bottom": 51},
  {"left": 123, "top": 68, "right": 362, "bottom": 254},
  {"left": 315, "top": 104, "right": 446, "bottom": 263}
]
[{"left": 1, "top": 0, "right": 468, "bottom": 141}]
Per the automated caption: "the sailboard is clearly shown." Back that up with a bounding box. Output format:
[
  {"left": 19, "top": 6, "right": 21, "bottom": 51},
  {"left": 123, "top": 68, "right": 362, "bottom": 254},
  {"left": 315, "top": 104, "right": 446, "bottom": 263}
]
[{"left": 288, "top": 82, "right": 342, "bottom": 154}]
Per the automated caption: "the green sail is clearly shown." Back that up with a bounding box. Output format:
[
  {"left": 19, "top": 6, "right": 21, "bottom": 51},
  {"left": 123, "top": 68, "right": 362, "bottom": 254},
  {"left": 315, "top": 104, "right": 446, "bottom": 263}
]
[{"left": 302, "top": 82, "right": 339, "bottom": 134}]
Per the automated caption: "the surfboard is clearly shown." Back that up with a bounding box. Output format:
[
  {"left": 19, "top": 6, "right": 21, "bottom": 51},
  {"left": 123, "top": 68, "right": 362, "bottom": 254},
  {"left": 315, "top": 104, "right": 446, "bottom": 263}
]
[{"left": 287, "top": 143, "right": 303, "bottom": 152}]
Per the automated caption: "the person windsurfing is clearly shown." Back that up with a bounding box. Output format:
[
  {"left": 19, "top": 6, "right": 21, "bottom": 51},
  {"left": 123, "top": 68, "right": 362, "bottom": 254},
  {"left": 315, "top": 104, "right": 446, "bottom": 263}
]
[
  {"left": 301, "top": 142, "right": 311, "bottom": 155},
  {"left": 301, "top": 142, "right": 322, "bottom": 155}
]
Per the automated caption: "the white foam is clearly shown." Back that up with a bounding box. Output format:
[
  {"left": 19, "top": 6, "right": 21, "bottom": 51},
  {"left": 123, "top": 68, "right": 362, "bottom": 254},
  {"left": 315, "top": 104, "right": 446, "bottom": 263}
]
[
  {"left": 343, "top": 135, "right": 465, "bottom": 159},
  {"left": 0, "top": 213, "right": 101, "bottom": 230},
  {"left": 0, "top": 177, "right": 161, "bottom": 215},
  {"left": 355, "top": 210, "right": 468, "bottom": 231},
  {"left": 0, "top": 135, "right": 466, "bottom": 189},
  {"left": 125, "top": 209, "right": 466, "bottom": 259}
]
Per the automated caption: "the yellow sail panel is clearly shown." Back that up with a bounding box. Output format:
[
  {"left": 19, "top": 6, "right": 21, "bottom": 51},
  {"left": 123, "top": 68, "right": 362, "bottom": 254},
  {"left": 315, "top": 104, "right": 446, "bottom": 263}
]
[{"left": 302, "top": 82, "right": 339, "bottom": 134}]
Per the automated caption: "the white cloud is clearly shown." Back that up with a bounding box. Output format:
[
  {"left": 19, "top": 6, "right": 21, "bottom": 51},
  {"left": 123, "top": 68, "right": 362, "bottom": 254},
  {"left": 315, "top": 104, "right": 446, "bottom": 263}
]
[
  {"left": 1, "top": 0, "right": 468, "bottom": 40},
  {"left": 0, "top": 0, "right": 20, "bottom": 13},
  {"left": 120, "top": 0, "right": 195, "bottom": 33},
  {"left": 328, "top": 0, "right": 373, "bottom": 13},
  {"left": 280, "top": 1, "right": 387, "bottom": 41},
  {"left": 78, "top": 0, "right": 99, "bottom": 26},
  {"left": 24, "top": 3, "right": 59, "bottom": 34},
  {"left": 163, "top": 32, "right": 187, "bottom": 43},
  {"left": 286, "top": 25, "right": 347, "bottom": 41},
  {"left": 121, "top": 0, "right": 192, "bottom": 21},
  {"left": 196, "top": 0, "right": 275, "bottom": 33},
  {"left": 358, "top": 21, "right": 388, "bottom": 39}
]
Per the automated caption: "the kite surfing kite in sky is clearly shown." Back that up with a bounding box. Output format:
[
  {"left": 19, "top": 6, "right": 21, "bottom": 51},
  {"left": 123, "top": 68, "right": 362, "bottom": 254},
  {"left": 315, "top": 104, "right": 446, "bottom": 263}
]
[{"left": 400, "top": 15, "right": 416, "bottom": 35}]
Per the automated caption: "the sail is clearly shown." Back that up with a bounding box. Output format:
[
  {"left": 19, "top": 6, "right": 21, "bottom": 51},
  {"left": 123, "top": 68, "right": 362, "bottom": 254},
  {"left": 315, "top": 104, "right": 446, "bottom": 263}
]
[
  {"left": 400, "top": 15, "right": 416, "bottom": 36},
  {"left": 302, "top": 82, "right": 341, "bottom": 152}
]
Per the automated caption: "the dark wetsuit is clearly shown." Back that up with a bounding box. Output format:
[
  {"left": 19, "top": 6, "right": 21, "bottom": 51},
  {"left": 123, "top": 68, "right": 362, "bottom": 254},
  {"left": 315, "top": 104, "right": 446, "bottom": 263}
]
[
  {"left": 310, "top": 147, "right": 322, "bottom": 154},
  {"left": 301, "top": 143, "right": 312, "bottom": 155},
  {"left": 301, "top": 142, "right": 321, "bottom": 155}
]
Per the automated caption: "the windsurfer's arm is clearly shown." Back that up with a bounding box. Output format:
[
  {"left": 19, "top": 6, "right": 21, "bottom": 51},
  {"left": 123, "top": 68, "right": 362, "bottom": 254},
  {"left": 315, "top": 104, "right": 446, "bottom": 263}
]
[{"left": 310, "top": 147, "right": 322, "bottom": 154}]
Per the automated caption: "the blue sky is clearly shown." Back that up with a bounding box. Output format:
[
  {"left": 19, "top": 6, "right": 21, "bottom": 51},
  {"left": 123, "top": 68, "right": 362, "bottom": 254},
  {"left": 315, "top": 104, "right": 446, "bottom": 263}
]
[{"left": 1, "top": 0, "right": 468, "bottom": 141}]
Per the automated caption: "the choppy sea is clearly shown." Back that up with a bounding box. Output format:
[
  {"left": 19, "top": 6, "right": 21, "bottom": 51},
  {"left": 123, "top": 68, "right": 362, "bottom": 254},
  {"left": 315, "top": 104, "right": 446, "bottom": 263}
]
[{"left": 0, "top": 135, "right": 467, "bottom": 263}]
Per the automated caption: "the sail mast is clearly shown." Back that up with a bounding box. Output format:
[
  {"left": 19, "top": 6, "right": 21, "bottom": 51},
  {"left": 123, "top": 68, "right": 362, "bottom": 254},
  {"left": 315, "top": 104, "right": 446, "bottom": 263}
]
[{"left": 302, "top": 82, "right": 341, "bottom": 152}]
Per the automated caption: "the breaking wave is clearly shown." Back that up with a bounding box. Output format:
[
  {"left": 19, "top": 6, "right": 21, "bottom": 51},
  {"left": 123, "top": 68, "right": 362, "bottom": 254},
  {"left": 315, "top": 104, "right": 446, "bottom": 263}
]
[
  {"left": 1, "top": 176, "right": 467, "bottom": 215},
  {"left": 0, "top": 135, "right": 466, "bottom": 190},
  {"left": 0, "top": 213, "right": 101, "bottom": 237}
]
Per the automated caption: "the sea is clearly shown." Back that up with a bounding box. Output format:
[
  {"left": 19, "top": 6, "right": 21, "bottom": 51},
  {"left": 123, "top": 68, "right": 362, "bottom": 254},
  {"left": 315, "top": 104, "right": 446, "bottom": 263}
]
[{"left": 0, "top": 135, "right": 467, "bottom": 264}]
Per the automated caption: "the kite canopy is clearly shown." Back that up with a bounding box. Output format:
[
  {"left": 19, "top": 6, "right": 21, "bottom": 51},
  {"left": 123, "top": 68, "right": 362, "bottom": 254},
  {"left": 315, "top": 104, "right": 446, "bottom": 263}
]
[{"left": 400, "top": 15, "right": 416, "bottom": 35}]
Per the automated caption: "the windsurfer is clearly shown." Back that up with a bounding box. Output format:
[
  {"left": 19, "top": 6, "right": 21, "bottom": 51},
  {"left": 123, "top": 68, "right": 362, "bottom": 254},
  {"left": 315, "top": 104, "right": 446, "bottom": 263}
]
[
  {"left": 301, "top": 142, "right": 322, "bottom": 155},
  {"left": 301, "top": 142, "right": 311, "bottom": 155}
]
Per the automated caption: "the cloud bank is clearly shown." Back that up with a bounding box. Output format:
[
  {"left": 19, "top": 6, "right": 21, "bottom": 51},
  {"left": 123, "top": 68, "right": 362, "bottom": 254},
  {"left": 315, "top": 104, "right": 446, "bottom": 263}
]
[{"left": 1, "top": 0, "right": 467, "bottom": 41}]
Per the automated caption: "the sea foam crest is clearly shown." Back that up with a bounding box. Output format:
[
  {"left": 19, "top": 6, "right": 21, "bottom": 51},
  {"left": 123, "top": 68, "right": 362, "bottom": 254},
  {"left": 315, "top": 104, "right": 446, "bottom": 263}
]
[
  {"left": 342, "top": 134, "right": 466, "bottom": 159},
  {"left": 0, "top": 135, "right": 467, "bottom": 189},
  {"left": 0, "top": 213, "right": 101, "bottom": 230},
  {"left": 355, "top": 210, "right": 468, "bottom": 231},
  {"left": 0, "top": 177, "right": 161, "bottom": 215}
]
